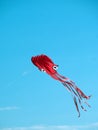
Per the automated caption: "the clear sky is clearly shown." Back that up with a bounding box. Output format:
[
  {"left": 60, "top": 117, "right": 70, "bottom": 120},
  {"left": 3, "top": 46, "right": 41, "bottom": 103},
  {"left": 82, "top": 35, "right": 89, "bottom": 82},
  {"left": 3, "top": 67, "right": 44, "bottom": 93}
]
[{"left": 0, "top": 0, "right": 98, "bottom": 130}]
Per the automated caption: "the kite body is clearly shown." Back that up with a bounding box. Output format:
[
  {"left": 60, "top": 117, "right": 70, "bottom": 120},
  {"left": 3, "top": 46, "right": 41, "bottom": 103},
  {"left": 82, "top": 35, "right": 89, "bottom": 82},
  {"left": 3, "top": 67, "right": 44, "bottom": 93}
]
[{"left": 31, "top": 54, "right": 91, "bottom": 117}]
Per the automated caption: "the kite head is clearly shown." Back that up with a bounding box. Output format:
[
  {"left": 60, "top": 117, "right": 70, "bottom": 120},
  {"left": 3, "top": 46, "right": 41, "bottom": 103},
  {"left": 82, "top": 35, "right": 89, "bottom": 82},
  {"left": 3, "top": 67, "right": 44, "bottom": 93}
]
[{"left": 31, "top": 54, "right": 58, "bottom": 76}]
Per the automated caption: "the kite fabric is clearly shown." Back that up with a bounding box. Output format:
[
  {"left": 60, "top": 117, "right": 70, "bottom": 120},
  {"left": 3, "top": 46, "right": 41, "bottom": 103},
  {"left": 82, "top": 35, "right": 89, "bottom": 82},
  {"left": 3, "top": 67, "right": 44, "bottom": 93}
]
[{"left": 31, "top": 54, "right": 91, "bottom": 117}]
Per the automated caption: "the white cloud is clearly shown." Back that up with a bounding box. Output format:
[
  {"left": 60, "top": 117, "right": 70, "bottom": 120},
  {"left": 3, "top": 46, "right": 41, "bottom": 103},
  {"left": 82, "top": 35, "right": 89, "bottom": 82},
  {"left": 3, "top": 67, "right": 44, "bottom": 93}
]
[
  {"left": 6, "top": 70, "right": 31, "bottom": 87},
  {"left": 22, "top": 70, "right": 31, "bottom": 76},
  {"left": 0, "top": 106, "right": 19, "bottom": 111},
  {"left": 1, "top": 123, "right": 98, "bottom": 130}
]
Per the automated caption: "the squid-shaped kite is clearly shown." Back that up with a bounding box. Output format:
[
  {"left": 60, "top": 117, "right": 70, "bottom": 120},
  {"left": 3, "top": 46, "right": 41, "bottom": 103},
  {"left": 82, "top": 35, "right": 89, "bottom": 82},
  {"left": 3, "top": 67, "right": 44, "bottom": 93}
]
[{"left": 31, "top": 54, "right": 91, "bottom": 117}]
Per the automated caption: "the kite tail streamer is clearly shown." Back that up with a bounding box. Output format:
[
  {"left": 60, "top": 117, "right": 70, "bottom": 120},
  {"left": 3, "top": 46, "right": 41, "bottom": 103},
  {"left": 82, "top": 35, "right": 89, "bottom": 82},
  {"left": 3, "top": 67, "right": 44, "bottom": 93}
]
[{"left": 62, "top": 80, "right": 91, "bottom": 117}]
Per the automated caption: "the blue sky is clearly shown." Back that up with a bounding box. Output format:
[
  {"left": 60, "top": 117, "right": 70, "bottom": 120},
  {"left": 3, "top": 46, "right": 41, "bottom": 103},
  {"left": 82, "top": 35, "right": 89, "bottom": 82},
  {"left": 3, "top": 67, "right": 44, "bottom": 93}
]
[{"left": 0, "top": 0, "right": 98, "bottom": 130}]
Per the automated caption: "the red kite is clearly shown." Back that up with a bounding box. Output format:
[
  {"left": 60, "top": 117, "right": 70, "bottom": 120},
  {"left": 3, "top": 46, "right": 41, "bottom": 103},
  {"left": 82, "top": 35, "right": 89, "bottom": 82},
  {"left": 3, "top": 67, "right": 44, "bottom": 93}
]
[{"left": 31, "top": 54, "right": 91, "bottom": 117}]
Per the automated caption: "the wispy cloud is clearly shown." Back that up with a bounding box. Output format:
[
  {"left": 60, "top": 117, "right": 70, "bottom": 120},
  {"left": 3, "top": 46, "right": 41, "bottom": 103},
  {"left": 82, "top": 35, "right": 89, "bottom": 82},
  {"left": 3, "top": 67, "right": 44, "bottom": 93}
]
[
  {"left": 22, "top": 70, "right": 31, "bottom": 76},
  {"left": 0, "top": 106, "right": 19, "bottom": 111},
  {"left": 6, "top": 70, "right": 31, "bottom": 87},
  {"left": 1, "top": 123, "right": 98, "bottom": 130}
]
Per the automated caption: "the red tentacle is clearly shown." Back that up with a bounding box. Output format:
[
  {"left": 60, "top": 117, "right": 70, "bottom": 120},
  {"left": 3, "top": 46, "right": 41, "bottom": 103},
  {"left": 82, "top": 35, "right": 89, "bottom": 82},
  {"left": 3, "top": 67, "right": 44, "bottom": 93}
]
[{"left": 75, "top": 87, "right": 91, "bottom": 99}]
